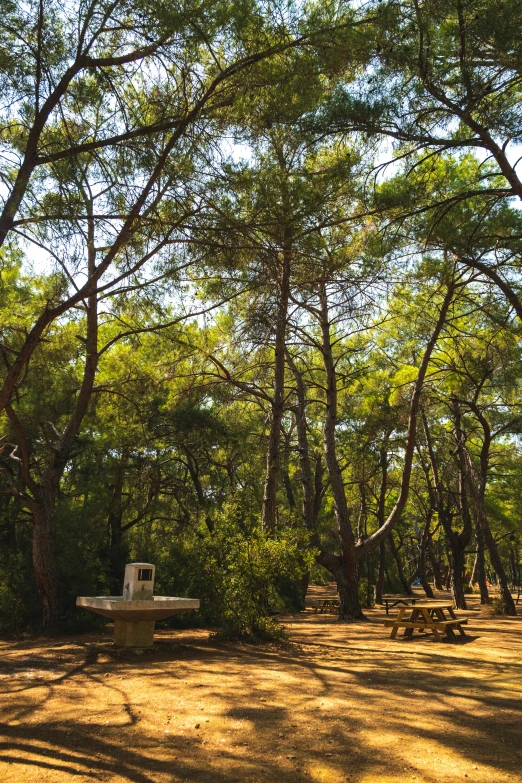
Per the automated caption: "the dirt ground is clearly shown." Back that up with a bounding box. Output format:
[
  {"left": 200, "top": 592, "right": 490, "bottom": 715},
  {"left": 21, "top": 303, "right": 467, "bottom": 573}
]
[{"left": 1, "top": 586, "right": 521, "bottom": 783}]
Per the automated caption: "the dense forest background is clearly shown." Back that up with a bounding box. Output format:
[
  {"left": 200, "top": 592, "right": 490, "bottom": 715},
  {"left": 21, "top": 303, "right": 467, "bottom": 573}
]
[{"left": 1, "top": 0, "right": 521, "bottom": 638}]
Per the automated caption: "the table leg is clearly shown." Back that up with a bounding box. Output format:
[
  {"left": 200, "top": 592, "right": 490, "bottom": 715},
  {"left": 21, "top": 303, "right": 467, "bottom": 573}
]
[
  {"left": 446, "top": 606, "right": 466, "bottom": 634},
  {"left": 438, "top": 609, "right": 455, "bottom": 639},
  {"left": 404, "top": 607, "right": 419, "bottom": 638},
  {"left": 434, "top": 608, "right": 455, "bottom": 639},
  {"left": 390, "top": 607, "right": 407, "bottom": 639},
  {"left": 420, "top": 608, "right": 443, "bottom": 641},
  {"left": 431, "top": 624, "right": 443, "bottom": 641}
]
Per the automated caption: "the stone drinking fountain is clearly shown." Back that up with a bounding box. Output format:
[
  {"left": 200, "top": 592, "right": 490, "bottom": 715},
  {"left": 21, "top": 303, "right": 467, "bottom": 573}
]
[{"left": 77, "top": 563, "right": 200, "bottom": 647}]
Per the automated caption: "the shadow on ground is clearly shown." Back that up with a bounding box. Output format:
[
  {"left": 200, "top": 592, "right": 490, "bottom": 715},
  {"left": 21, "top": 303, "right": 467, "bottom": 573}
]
[{"left": 1, "top": 590, "right": 521, "bottom": 783}]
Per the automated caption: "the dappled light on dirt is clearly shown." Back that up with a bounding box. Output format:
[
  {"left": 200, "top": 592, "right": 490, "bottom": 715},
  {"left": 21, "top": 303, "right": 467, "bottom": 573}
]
[{"left": 1, "top": 590, "right": 521, "bottom": 783}]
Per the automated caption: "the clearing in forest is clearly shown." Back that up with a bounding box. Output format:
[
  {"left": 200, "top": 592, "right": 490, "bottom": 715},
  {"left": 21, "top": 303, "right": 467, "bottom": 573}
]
[{"left": 1, "top": 590, "right": 521, "bottom": 783}]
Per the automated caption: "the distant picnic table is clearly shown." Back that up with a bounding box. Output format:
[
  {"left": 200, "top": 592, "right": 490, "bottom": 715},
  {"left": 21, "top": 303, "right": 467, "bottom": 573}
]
[
  {"left": 312, "top": 598, "right": 340, "bottom": 614},
  {"left": 382, "top": 595, "right": 417, "bottom": 616},
  {"left": 384, "top": 602, "right": 468, "bottom": 642}
]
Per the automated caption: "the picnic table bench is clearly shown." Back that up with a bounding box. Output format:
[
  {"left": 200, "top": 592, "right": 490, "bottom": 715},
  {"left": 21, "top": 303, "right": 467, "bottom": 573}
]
[
  {"left": 312, "top": 598, "right": 340, "bottom": 614},
  {"left": 384, "top": 602, "right": 468, "bottom": 642},
  {"left": 382, "top": 595, "right": 417, "bottom": 616}
]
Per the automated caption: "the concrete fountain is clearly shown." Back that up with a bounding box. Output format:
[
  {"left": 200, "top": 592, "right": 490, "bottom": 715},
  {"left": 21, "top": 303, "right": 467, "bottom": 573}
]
[{"left": 77, "top": 563, "right": 200, "bottom": 647}]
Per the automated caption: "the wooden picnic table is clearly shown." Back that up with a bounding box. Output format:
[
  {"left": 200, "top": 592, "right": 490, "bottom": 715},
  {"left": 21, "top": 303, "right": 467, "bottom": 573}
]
[
  {"left": 384, "top": 602, "right": 468, "bottom": 642},
  {"left": 382, "top": 595, "right": 417, "bottom": 616},
  {"left": 312, "top": 598, "right": 340, "bottom": 614}
]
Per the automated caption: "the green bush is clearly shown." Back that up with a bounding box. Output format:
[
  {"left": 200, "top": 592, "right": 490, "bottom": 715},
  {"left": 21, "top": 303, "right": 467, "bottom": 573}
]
[
  {"left": 153, "top": 506, "right": 316, "bottom": 642},
  {"left": 0, "top": 541, "right": 41, "bottom": 635},
  {"left": 491, "top": 597, "right": 507, "bottom": 615}
]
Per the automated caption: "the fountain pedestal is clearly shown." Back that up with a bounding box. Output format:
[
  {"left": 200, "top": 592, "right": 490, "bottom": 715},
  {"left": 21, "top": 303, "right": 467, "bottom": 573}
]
[{"left": 114, "top": 620, "right": 155, "bottom": 647}]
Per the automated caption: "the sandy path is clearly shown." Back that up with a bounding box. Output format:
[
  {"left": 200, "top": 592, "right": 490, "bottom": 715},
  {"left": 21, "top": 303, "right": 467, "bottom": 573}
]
[{"left": 1, "top": 590, "right": 521, "bottom": 783}]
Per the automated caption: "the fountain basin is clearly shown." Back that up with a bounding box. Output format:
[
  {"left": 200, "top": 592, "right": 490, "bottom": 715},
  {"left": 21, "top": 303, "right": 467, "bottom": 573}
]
[{"left": 76, "top": 596, "right": 200, "bottom": 622}]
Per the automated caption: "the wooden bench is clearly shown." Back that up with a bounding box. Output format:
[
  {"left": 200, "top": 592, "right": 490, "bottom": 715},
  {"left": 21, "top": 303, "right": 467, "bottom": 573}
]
[
  {"left": 385, "top": 603, "right": 469, "bottom": 642},
  {"left": 384, "top": 618, "right": 469, "bottom": 630}
]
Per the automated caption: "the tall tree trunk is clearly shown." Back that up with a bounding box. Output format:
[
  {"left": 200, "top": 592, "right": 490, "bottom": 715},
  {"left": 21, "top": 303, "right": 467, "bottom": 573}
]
[
  {"left": 285, "top": 350, "right": 325, "bottom": 607},
  {"left": 319, "top": 283, "right": 363, "bottom": 620},
  {"left": 261, "top": 224, "right": 292, "bottom": 534},
  {"left": 285, "top": 349, "right": 323, "bottom": 532},
  {"left": 374, "top": 441, "right": 389, "bottom": 605},
  {"left": 282, "top": 469, "right": 296, "bottom": 509},
  {"left": 416, "top": 433, "right": 442, "bottom": 593},
  {"left": 389, "top": 532, "right": 413, "bottom": 595},
  {"left": 444, "top": 560, "right": 453, "bottom": 590},
  {"left": 430, "top": 550, "right": 444, "bottom": 591},
  {"left": 471, "top": 525, "right": 489, "bottom": 603},
  {"left": 465, "top": 404, "right": 516, "bottom": 614},
  {"left": 423, "top": 407, "right": 471, "bottom": 609},
  {"left": 448, "top": 542, "right": 467, "bottom": 609},
  {"left": 32, "top": 488, "right": 62, "bottom": 628},
  {"left": 184, "top": 446, "right": 214, "bottom": 533},
  {"left": 28, "top": 207, "right": 98, "bottom": 626},
  {"left": 481, "top": 515, "right": 516, "bottom": 614},
  {"left": 337, "top": 558, "right": 363, "bottom": 619},
  {"left": 301, "top": 282, "right": 454, "bottom": 612},
  {"left": 510, "top": 541, "right": 520, "bottom": 588},
  {"left": 356, "top": 282, "right": 455, "bottom": 559},
  {"left": 107, "top": 455, "right": 128, "bottom": 593},
  {"left": 375, "top": 542, "right": 386, "bottom": 604},
  {"left": 452, "top": 402, "right": 475, "bottom": 608},
  {"left": 419, "top": 512, "right": 435, "bottom": 598}
]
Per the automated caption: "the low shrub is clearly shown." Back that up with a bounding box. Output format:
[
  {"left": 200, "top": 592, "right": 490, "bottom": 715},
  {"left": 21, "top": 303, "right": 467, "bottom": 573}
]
[{"left": 491, "top": 597, "right": 507, "bottom": 615}]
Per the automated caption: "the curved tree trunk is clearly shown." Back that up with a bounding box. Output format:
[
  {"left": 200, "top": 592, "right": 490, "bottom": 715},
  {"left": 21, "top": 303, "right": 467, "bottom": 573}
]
[
  {"left": 315, "top": 283, "right": 454, "bottom": 618},
  {"left": 481, "top": 516, "right": 516, "bottom": 615},
  {"left": 356, "top": 283, "right": 456, "bottom": 559},
  {"left": 465, "top": 404, "right": 516, "bottom": 615},
  {"left": 319, "top": 284, "right": 363, "bottom": 620},
  {"left": 422, "top": 406, "right": 471, "bottom": 609},
  {"left": 18, "top": 209, "right": 99, "bottom": 628}
]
